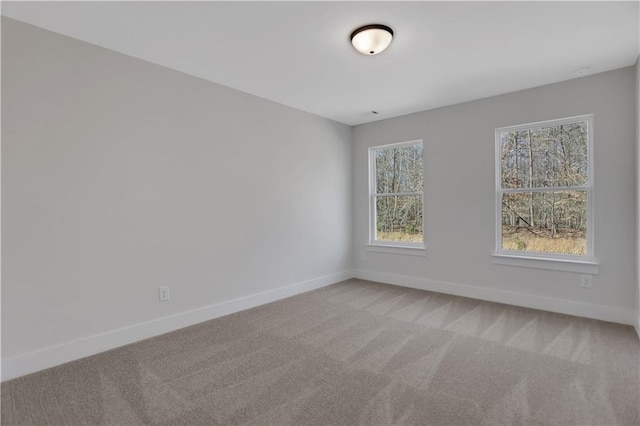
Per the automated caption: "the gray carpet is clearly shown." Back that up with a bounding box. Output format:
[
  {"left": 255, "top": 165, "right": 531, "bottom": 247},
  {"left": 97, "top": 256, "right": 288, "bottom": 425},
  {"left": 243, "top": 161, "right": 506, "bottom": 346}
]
[{"left": 2, "top": 279, "right": 639, "bottom": 425}]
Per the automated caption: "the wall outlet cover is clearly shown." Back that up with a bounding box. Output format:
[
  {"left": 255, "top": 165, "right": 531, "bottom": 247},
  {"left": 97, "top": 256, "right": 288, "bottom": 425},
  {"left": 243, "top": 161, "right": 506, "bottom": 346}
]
[{"left": 159, "top": 286, "right": 170, "bottom": 301}]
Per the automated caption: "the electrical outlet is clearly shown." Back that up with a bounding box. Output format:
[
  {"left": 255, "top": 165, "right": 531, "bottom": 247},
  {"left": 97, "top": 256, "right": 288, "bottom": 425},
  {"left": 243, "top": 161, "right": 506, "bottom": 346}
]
[
  {"left": 159, "top": 286, "right": 170, "bottom": 301},
  {"left": 360, "top": 251, "right": 366, "bottom": 261},
  {"left": 580, "top": 275, "right": 592, "bottom": 289}
]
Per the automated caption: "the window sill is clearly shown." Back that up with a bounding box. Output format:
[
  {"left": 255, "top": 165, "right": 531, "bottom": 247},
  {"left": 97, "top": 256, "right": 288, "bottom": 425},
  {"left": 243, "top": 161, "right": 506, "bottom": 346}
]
[
  {"left": 367, "top": 244, "right": 427, "bottom": 256},
  {"left": 491, "top": 253, "right": 599, "bottom": 274}
]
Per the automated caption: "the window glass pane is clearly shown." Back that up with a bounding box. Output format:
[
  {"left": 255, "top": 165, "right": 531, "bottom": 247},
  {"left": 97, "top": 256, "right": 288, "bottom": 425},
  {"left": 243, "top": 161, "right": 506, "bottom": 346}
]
[
  {"left": 501, "top": 121, "right": 588, "bottom": 189},
  {"left": 376, "top": 195, "right": 423, "bottom": 243},
  {"left": 375, "top": 144, "right": 423, "bottom": 194},
  {"left": 501, "top": 191, "right": 586, "bottom": 255}
]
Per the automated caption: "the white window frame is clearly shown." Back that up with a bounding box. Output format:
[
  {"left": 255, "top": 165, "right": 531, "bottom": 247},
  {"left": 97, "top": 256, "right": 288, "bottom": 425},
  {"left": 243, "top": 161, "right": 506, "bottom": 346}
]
[
  {"left": 494, "top": 114, "right": 595, "bottom": 266},
  {"left": 368, "top": 139, "right": 425, "bottom": 250}
]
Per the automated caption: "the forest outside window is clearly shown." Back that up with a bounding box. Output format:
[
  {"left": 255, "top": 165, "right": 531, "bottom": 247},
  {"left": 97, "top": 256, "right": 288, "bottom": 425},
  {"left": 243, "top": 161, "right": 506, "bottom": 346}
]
[
  {"left": 369, "top": 140, "right": 424, "bottom": 249},
  {"left": 495, "top": 115, "right": 594, "bottom": 262}
]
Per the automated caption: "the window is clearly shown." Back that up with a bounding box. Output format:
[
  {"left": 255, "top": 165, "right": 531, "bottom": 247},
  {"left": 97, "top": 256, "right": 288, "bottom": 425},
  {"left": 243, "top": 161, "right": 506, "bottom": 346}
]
[
  {"left": 495, "top": 115, "right": 593, "bottom": 262},
  {"left": 369, "top": 140, "right": 424, "bottom": 248}
]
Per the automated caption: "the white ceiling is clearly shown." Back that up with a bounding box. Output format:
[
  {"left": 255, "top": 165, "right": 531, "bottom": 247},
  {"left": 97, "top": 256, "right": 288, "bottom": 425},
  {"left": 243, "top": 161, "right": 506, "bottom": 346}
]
[{"left": 3, "top": 1, "right": 639, "bottom": 126}]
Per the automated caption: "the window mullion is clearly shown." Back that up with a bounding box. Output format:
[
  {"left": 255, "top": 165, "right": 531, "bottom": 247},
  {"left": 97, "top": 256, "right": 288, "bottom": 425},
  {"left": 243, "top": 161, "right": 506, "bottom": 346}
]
[
  {"left": 500, "top": 186, "right": 590, "bottom": 194},
  {"left": 375, "top": 192, "right": 423, "bottom": 197}
]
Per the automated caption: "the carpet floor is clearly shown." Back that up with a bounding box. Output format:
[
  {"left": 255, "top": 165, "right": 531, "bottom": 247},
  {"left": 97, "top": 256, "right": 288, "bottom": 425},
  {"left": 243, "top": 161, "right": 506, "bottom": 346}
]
[{"left": 2, "top": 279, "right": 639, "bottom": 425}]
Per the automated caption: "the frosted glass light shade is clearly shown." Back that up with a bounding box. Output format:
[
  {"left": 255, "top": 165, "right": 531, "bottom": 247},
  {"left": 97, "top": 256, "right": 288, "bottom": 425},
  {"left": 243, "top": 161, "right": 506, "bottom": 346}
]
[{"left": 350, "top": 24, "right": 394, "bottom": 55}]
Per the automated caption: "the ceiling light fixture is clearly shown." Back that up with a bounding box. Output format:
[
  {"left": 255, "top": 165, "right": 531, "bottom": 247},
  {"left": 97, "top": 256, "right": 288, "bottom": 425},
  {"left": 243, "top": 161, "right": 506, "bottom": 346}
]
[{"left": 350, "top": 24, "right": 394, "bottom": 56}]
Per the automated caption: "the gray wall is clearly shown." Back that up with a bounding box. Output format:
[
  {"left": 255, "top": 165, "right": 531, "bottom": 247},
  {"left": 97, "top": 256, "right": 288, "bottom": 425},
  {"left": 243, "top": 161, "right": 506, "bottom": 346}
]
[
  {"left": 353, "top": 67, "right": 637, "bottom": 314},
  {"left": 637, "top": 56, "right": 640, "bottom": 332},
  {"left": 2, "top": 18, "right": 352, "bottom": 360}
]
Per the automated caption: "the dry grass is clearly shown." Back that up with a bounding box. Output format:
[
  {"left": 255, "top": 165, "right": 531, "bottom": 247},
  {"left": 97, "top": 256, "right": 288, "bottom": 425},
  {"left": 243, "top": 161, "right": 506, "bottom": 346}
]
[
  {"left": 378, "top": 227, "right": 585, "bottom": 255},
  {"left": 377, "top": 231, "right": 423, "bottom": 243},
  {"left": 502, "top": 225, "right": 586, "bottom": 255}
]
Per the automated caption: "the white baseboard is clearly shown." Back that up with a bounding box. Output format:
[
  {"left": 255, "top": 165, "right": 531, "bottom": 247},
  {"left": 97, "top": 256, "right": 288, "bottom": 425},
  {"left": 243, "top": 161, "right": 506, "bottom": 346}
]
[
  {"left": 3, "top": 268, "right": 636, "bottom": 381},
  {"left": 1, "top": 270, "right": 352, "bottom": 382},
  {"left": 353, "top": 269, "right": 637, "bottom": 326}
]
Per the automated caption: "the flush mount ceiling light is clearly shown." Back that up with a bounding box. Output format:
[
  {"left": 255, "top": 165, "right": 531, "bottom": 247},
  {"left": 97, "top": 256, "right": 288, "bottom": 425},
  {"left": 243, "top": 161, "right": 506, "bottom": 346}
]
[{"left": 350, "top": 24, "right": 394, "bottom": 56}]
